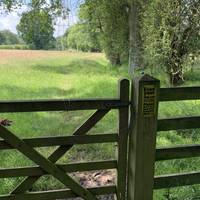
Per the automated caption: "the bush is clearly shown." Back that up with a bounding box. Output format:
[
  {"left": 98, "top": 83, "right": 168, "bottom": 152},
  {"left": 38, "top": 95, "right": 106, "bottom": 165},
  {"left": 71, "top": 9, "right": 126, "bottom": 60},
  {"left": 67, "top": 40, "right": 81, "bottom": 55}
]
[
  {"left": 0, "top": 44, "right": 30, "bottom": 50},
  {"left": 0, "top": 30, "right": 22, "bottom": 45}
]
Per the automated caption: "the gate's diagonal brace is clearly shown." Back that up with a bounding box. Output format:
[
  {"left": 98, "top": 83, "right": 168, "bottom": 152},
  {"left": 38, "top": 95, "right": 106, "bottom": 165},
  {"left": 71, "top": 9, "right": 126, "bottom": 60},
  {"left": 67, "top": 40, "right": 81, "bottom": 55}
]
[
  {"left": 11, "top": 109, "right": 110, "bottom": 194},
  {"left": 0, "top": 125, "right": 98, "bottom": 200}
]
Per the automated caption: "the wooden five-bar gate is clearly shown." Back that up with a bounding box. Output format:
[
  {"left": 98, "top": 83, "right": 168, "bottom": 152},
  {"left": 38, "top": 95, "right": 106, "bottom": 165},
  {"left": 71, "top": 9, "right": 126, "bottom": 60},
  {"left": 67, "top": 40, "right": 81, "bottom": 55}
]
[{"left": 0, "top": 74, "right": 200, "bottom": 200}]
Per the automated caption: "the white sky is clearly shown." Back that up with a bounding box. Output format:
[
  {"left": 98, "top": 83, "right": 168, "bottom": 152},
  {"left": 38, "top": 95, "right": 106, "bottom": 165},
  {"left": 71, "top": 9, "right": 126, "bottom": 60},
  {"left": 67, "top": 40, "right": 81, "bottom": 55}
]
[{"left": 0, "top": 9, "right": 24, "bottom": 34}]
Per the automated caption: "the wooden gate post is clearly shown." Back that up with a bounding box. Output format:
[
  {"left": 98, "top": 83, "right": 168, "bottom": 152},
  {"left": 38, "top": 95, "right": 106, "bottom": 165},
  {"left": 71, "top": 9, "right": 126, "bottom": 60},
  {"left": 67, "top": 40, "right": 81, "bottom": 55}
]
[
  {"left": 117, "top": 79, "right": 130, "bottom": 200},
  {"left": 128, "top": 75, "right": 160, "bottom": 200}
]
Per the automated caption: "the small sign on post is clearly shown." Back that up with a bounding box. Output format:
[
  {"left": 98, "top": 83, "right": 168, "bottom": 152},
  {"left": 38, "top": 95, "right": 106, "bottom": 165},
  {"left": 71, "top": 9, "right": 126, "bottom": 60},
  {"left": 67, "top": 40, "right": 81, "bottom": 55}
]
[
  {"left": 128, "top": 75, "right": 160, "bottom": 200},
  {"left": 142, "top": 85, "right": 157, "bottom": 117}
]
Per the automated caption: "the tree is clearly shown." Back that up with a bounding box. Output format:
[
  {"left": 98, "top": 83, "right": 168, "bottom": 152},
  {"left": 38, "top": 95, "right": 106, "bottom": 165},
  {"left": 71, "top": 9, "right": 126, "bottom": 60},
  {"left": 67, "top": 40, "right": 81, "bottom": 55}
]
[
  {"left": 79, "top": 0, "right": 129, "bottom": 65},
  {"left": 128, "top": 0, "right": 145, "bottom": 74},
  {"left": 3, "top": 0, "right": 199, "bottom": 84},
  {"left": 0, "top": 30, "right": 21, "bottom": 45},
  {"left": 0, "top": 31, "right": 6, "bottom": 44},
  {"left": 1, "top": 0, "right": 64, "bottom": 13},
  {"left": 66, "top": 23, "right": 101, "bottom": 52},
  {"left": 143, "top": 0, "right": 200, "bottom": 85},
  {"left": 2, "top": 0, "right": 68, "bottom": 50},
  {"left": 17, "top": 9, "right": 54, "bottom": 49}
]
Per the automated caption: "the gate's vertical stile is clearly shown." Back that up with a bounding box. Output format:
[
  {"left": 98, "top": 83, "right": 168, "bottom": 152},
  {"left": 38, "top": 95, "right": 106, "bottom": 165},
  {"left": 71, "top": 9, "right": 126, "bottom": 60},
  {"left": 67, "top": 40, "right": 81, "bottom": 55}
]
[
  {"left": 128, "top": 75, "right": 160, "bottom": 200},
  {"left": 117, "top": 79, "right": 130, "bottom": 200}
]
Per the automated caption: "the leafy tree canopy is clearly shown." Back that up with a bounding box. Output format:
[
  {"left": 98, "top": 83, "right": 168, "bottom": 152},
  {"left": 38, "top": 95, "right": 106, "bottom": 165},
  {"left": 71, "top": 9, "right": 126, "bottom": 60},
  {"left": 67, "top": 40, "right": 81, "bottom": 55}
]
[
  {"left": 17, "top": 9, "right": 55, "bottom": 49},
  {"left": 66, "top": 23, "right": 102, "bottom": 52},
  {"left": 143, "top": 0, "right": 200, "bottom": 84},
  {"left": 79, "top": 0, "right": 129, "bottom": 65},
  {"left": 0, "top": 0, "right": 64, "bottom": 15}
]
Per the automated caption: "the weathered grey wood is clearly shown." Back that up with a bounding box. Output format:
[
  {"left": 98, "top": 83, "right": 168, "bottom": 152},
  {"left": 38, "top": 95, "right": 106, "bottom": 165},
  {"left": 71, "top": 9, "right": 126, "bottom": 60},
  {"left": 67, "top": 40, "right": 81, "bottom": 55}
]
[
  {"left": 157, "top": 116, "right": 200, "bottom": 131},
  {"left": 0, "top": 99, "right": 129, "bottom": 113},
  {"left": 0, "top": 125, "right": 98, "bottom": 200},
  {"left": 0, "top": 134, "right": 118, "bottom": 150},
  {"left": 12, "top": 109, "right": 109, "bottom": 194},
  {"left": 0, "top": 160, "right": 117, "bottom": 178},
  {"left": 117, "top": 79, "right": 130, "bottom": 200},
  {"left": 128, "top": 75, "right": 160, "bottom": 200},
  {"left": 0, "top": 185, "right": 117, "bottom": 200},
  {"left": 160, "top": 87, "right": 200, "bottom": 101},
  {"left": 156, "top": 144, "right": 200, "bottom": 161},
  {"left": 154, "top": 171, "right": 200, "bottom": 189}
]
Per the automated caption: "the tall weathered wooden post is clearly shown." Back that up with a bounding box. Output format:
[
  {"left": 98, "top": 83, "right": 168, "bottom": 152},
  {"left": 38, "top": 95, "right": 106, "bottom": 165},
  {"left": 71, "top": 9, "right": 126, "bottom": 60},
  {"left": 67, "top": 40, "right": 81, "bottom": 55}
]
[
  {"left": 128, "top": 75, "right": 160, "bottom": 200},
  {"left": 117, "top": 79, "right": 130, "bottom": 200}
]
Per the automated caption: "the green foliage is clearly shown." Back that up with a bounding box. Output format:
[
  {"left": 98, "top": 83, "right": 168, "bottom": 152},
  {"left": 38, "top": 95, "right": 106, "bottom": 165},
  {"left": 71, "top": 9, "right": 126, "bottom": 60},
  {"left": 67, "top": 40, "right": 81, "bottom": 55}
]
[
  {"left": 143, "top": 0, "right": 200, "bottom": 85},
  {"left": 78, "top": 0, "right": 199, "bottom": 78},
  {"left": 0, "top": 44, "right": 29, "bottom": 49},
  {"left": 66, "top": 23, "right": 102, "bottom": 52},
  {"left": 17, "top": 9, "right": 55, "bottom": 49},
  {"left": 1, "top": 0, "right": 65, "bottom": 15},
  {"left": 0, "top": 31, "right": 6, "bottom": 44},
  {"left": 55, "top": 35, "right": 67, "bottom": 50},
  {"left": 79, "top": 0, "right": 129, "bottom": 65},
  {"left": 0, "top": 30, "right": 22, "bottom": 45}
]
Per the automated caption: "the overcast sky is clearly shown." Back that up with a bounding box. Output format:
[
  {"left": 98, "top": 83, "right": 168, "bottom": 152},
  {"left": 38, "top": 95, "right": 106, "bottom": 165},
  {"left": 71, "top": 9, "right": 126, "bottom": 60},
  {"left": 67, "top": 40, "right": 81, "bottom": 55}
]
[
  {"left": 0, "top": 8, "right": 24, "bottom": 34},
  {"left": 0, "top": 1, "right": 80, "bottom": 36}
]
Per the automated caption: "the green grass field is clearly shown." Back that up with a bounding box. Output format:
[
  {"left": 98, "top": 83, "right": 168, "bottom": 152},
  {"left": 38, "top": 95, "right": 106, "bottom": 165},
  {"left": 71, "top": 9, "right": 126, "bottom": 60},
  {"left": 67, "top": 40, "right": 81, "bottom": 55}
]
[{"left": 0, "top": 50, "right": 200, "bottom": 199}]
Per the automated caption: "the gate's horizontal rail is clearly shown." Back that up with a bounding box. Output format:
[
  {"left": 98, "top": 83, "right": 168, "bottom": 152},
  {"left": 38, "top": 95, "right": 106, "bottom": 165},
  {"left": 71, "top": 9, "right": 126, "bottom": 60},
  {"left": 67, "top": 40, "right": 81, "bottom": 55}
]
[
  {"left": 0, "top": 185, "right": 116, "bottom": 200},
  {"left": 154, "top": 171, "right": 200, "bottom": 189},
  {"left": 0, "top": 160, "right": 117, "bottom": 178},
  {"left": 0, "top": 99, "right": 129, "bottom": 113},
  {"left": 156, "top": 144, "right": 200, "bottom": 161},
  {"left": 0, "top": 134, "right": 118, "bottom": 150},
  {"left": 160, "top": 87, "right": 200, "bottom": 101},
  {"left": 157, "top": 116, "right": 200, "bottom": 131}
]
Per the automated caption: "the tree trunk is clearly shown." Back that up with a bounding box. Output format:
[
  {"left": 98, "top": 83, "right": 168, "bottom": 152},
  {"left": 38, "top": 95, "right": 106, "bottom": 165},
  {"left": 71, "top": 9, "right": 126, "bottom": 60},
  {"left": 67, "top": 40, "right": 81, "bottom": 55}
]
[
  {"left": 128, "top": 0, "right": 143, "bottom": 75},
  {"left": 110, "top": 53, "right": 121, "bottom": 66},
  {"left": 168, "top": 64, "right": 184, "bottom": 86}
]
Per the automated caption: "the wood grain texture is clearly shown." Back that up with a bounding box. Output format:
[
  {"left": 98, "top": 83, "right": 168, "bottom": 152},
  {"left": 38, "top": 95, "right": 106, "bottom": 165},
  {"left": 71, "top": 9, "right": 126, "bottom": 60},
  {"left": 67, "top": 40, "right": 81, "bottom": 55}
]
[
  {"left": 0, "top": 99, "right": 129, "bottom": 113},
  {"left": 0, "top": 125, "right": 98, "bottom": 200},
  {"left": 128, "top": 75, "right": 160, "bottom": 200},
  {"left": 154, "top": 171, "right": 200, "bottom": 189},
  {"left": 157, "top": 116, "right": 200, "bottom": 131},
  {"left": 156, "top": 144, "right": 200, "bottom": 161},
  {"left": 0, "top": 160, "right": 117, "bottom": 178},
  {"left": 0, "top": 186, "right": 116, "bottom": 200},
  {"left": 160, "top": 87, "right": 200, "bottom": 101},
  {"left": 0, "top": 134, "right": 118, "bottom": 150},
  {"left": 12, "top": 109, "right": 110, "bottom": 194},
  {"left": 117, "top": 79, "right": 130, "bottom": 200}
]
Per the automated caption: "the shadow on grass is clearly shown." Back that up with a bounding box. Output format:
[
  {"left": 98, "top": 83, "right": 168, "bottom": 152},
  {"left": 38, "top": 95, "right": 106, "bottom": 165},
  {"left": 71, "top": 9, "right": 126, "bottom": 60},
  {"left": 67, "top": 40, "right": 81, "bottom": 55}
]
[
  {"left": 31, "top": 59, "right": 113, "bottom": 75},
  {"left": 184, "top": 69, "right": 200, "bottom": 83},
  {"left": 0, "top": 80, "right": 118, "bottom": 99},
  {"left": 0, "top": 85, "right": 76, "bottom": 100}
]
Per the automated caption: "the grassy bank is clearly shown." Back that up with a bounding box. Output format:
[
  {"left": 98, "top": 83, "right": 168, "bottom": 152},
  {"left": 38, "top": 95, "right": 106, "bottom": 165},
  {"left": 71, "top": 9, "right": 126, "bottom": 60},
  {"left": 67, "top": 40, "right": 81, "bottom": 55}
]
[{"left": 0, "top": 50, "right": 200, "bottom": 199}]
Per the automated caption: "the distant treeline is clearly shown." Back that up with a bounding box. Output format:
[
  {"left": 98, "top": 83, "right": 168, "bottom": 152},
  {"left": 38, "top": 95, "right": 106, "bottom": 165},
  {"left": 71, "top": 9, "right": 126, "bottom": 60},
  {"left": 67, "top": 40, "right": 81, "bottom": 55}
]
[
  {"left": 0, "top": 44, "right": 29, "bottom": 50},
  {"left": 0, "top": 30, "right": 29, "bottom": 49},
  {"left": 0, "top": 26, "right": 101, "bottom": 52},
  {"left": 56, "top": 23, "right": 102, "bottom": 53},
  {"left": 0, "top": 30, "right": 23, "bottom": 45}
]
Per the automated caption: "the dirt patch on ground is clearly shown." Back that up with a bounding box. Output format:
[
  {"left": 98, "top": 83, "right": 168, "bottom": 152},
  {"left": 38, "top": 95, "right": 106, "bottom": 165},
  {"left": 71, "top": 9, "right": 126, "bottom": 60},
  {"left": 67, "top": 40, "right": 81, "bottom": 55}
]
[
  {"left": 68, "top": 170, "right": 116, "bottom": 200},
  {"left": 0, "top": 50, "right": 75, "bottom": 59},
  {"left": 0, "top": 50, "right": 104, "bottom": 60}
]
